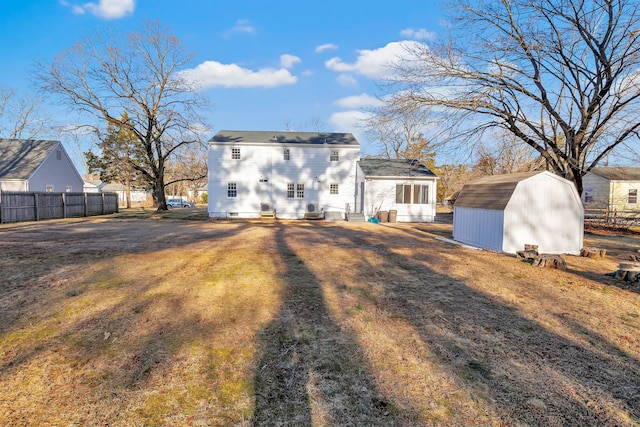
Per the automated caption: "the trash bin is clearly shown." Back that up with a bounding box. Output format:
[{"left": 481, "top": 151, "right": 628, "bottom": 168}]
[
  {"left": 378, "top": 210, "right": 389, "bottom": 222},
  {"left": 389, "top": 210, "right": 397, "bottom": 223}
]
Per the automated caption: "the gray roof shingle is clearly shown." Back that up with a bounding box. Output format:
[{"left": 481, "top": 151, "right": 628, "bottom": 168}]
[
  {"left": 589, "top": 167, "right": 640, "bottom": 181},
  {"left": 358, "top": 158, "right": 437, "bottom": 178},
  {"left": 210, "top": 130, "right": 359, "bottom": 146},
  {"left": 454, "top": 171, "right": 542, "bottom": 210},
  {"left": 0, "top": 139, "right": 60, "bottom": 180}
]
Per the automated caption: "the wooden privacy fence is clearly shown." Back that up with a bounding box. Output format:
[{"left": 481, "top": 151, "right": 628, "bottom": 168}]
[{"left": 0, "top": 191, "right": 118, "bottom": 224}]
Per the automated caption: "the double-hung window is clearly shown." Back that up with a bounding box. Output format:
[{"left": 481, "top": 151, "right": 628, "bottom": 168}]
[
  {"left": 227, "top": 182, "right": 237, "bottom": 197},
  {"left": 283, "top": 149, "right": 290, "bottom": 161},
  {"left": 629, "top": 189, "right": 638, "bottom": 204},
  {"left": 231, "top": 148, "right": 241, "bottom": 160},
  {"left": 330, "top": 184, "right": 339, "bottom": 195},
  {"left": 330, "top": 150, "right": 339, "bottom": 161},
  {"left": 287, "top": 183, "right": 304, "bottom": 198}
]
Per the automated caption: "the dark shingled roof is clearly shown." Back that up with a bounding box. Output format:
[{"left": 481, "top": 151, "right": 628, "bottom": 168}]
[
  {"left": 454, "top": 171, "right": 543, "bottom": 210},
  {"left": 210, "top": 130, "right": 359, "bottom": 146},
  {"left": 0, "top": 139, "right": 60, "bottom": 180},
  {"left": 358, "top": 158, "right": 437, "bottom": 178},
  {"left": 590, "top": 167, "right": 640, "bottom": 181}
]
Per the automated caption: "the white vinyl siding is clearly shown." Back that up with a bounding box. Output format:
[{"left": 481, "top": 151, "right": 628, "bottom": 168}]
[
  {"left": 27, "top": 142, "right": 84, "bottom": 193},
  {"left": 361, "top": 173, "right": 436, "bottom": 222},
  {"left": 208, "top": 143, "right": 359, "bottom": 219},
  {"left": 453, "top": 172, "right": 583, "bottom": 254}
]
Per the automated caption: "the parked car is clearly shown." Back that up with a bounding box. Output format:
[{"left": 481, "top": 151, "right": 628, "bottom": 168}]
[{"left": 166, "top": 198, "right": 193, "bottom": 208}]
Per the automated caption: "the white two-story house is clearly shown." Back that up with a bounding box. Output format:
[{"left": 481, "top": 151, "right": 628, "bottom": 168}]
[{"left": 208, "top": 130, "right": 360, "bottom": 219}]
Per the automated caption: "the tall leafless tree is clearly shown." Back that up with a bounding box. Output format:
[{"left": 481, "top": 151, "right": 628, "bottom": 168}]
[
  {"left": 388, "top": 0, "right": 640, "bottom": 194},
  {"left": 34, "top": 20, "right": 208, "bottom": 209},
  {"left": 365, "top": 106, "right": 437, "bottom": 170},
  {"left": 0, "top": 88, "right": 46, "bottom": 139}
]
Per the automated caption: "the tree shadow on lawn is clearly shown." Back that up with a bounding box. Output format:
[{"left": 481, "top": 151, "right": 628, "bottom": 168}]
[
  {"left": 251, "top": 223, "right": 396, "bottom": 426},
  {"left": 402, "top": 223, "right": 640, "bottom": 296},
  {"left": 322, "top": 224, "right": 640, "bottom": 425},
  {"left": 0, "top": 219, "right": 273, "bottom": 425},
  {"left": 0, "top": 219, "right": 248, "bottom": 335}
]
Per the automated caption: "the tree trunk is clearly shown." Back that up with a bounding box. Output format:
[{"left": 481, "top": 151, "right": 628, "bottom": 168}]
[{"left": 125, "top": 175, "right": 131, "bottom": 209}]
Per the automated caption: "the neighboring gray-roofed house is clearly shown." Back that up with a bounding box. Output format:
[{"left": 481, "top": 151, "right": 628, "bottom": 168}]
[
  {"left": 0, "top": 139, "right": 83, "bottom": 194},
  {"left": 453, "top": 171, "right": 583, "bottom": 254},
  {"left": 582, "top": 167, "right": 640, "bottom": 220},
  {"left": 356, "top": 158, "right": 438, "bottom": 222},
  {"left": 208, "top": 130, "right": 360, "bottom": 219}
]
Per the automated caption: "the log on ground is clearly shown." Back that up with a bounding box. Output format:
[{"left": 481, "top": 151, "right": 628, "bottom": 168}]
[
  {"left": 531, "top": 255, "right": 567, "bottom": 270},
  {"left": 580, "top": 247, "right": 607, "bottom": 258}
]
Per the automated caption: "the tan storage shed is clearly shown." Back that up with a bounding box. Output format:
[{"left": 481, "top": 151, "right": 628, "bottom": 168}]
[{"left": 453, "top": 171, "right": 584, "bottom": 254}]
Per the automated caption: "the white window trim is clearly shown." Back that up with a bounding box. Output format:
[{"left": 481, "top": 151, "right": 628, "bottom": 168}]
[{"left": 395, "top": 183, "right": 430, "bottom": 205}]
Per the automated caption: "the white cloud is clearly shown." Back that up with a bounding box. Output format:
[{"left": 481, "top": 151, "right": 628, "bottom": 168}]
[
  {"left": 301, "top": 69, "right": 314, "bottom": 77},
  {"left": 400, "top": 28, "right": 437, "bottom": 40},
  {"left": 224, "top": 19, "right": 256, "bottom": 38},
  {"left": 334, "top": 93, "right": 383, "bottom": 109},
  {"left": 336, "top": 74, "right": 358, "bottom": 87},
  {"left": 315, "top": 43, "right": 338, "bottom": 53},
  {"left": 73, "top": 0, "right": 135, "bottom": 19},
  {"left": 181, "top": 61, "right": 298, "bottom": 89},
  {"left": 280, "top": 54, "right": 301, "bottom": 69},
  {"left": 325, "top": 41, "right": 421, "bottom": 80}
]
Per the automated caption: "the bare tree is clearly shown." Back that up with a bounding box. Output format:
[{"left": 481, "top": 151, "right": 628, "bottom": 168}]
[
  {"left": 34, "top": 20, "right": 208, "bottom": 209},
  {"left": 283, "top": 117, "right": 329, "bottom": 132},
  {"left": 388, "top": 0, "right": 640, "bottom": 195},
  {"left": 164, "top": 142, "right": 208, "bottom": 203},
  {"left": 0, "top": 88, "right": 46, "bottom": 139},
  {"left": 474, "top": 130, "right": 543, "bottom": 175},
  {"left": 366, "top": 106, "right": 437, "bottom": 170}
]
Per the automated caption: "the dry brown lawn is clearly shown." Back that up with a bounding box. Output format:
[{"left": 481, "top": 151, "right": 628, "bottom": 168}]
[{"left": 1, "top": 212, "right": 639, "bottom": 426}]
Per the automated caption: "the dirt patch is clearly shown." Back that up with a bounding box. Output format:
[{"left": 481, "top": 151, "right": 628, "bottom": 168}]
[{"left": 0, "top": 218, "right": 639, "bottom": 425}]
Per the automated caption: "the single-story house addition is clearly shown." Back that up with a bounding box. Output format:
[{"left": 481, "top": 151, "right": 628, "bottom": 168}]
[
  {"left": 582, "top": 167, "right": 640, "bottom": 219},
  {"left": 453, "top": 171, "right": 584, "bottom": 254},
  {"left": 356, "top": 158, "right": 438, "bottom": 222},
  {"left": 208, "top": 130, "right": 360, "bottom": 219},
  {"left": 0, "top": 139, "right": 83, "bottom": 194}
]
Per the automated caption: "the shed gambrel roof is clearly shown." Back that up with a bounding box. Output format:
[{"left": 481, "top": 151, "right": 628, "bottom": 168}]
[
  {"left": 589, "top": 167, "right": 640, "bottom": 181},
  {"left": 210, "top": 130, "right": 359, "bottom": 146},
  {"left": 454, "top": 171, "right": 543, "bottom": 210},
  {"left": 0, "top": 139, "right": 60, "bottom": 180},
  {"left": 358, "top": 158, "right": 437, "bottom": 178}
]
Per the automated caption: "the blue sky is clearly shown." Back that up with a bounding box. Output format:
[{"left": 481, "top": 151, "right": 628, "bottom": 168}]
[{"left": 0, "top": 0, "right": 447, "bottom": 170}]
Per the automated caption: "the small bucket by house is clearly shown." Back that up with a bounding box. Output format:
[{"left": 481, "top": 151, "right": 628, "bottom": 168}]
[
  {"left": 389, "top": 210, "right": 397, "bottom": 223},
  {"left": 378, "top": 210, "right": 389, "bottom": 222}
]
